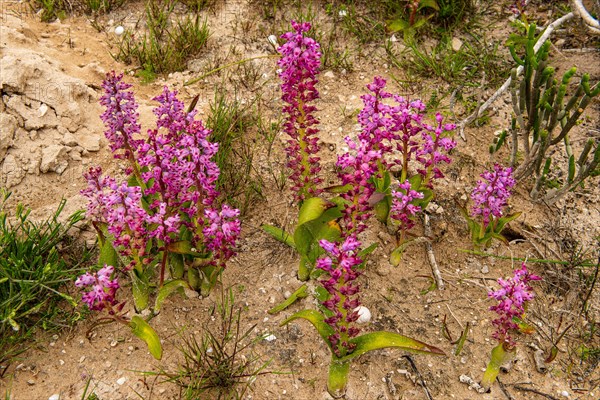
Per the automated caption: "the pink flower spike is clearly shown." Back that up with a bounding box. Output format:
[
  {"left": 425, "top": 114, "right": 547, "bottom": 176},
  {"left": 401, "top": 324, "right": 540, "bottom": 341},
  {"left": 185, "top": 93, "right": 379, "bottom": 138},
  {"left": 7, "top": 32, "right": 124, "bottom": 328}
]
[
  {"left": 76, "top": 265, "right": 120, "bottom": 312},
  {"left": 488, "top": 262, "right": 540, "bottom": 347}
]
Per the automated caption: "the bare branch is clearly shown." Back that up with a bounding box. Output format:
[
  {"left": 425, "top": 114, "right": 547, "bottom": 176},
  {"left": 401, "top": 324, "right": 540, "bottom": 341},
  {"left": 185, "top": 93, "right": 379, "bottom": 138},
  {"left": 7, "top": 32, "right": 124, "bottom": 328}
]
[{"left": 570, "top": 0, "right": 600, "bottom": 34}]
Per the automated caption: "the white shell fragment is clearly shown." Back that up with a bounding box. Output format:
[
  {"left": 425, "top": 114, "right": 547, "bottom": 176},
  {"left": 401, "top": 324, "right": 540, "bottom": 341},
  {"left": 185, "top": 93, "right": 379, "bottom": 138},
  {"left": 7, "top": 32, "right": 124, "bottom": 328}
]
[
  {"left": 115, "top": 26, "right": 125, "bottom": 36},
  {"left": 267, "top": 35, "right": 278, "bottom": 47},
  {"left": 354, "top": 306, "right": 371, "bottom": 324},
  {"left": 264, "top": 334, "right": 277, "bottom": 342}
]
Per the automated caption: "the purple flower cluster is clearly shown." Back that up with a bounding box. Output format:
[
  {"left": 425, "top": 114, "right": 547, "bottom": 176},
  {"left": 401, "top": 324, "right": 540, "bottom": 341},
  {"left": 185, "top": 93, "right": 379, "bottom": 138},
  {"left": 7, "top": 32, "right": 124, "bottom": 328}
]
[
  {"left": 203, "top": 204, "right": 242, "bottom": 267},
  {"left": 417, "top": 113, "right": 456, "bottom": 184},
  {"left": 358, "top": 77, "right": 456, "bottom": 230},
  {"left": 336, "top": 137, "right": 382, "bottom": 235},
  {"left": 75, "top": 265, "right": 120, "bottom": 311},
  {"left": 316, "top": 237, "right": 363, "bottom": 357},
  {"left": 81, "top": 72, "right": 241, "bottom": 288},
  {"left": 489, "top": 263, "right": 540, "bottom": 347},
  {"left": 137, "top": 86, "right": 221, "bottom": 244},
  {"left": 278, "top": 21, "right": 322, "bottom": 203},
  {"left": 509, "top": 0, "right": 527, "bottom": 16},
  {"left": 470, "top": 164, "right": 516, "bottom": 227},
  {"left": 390, "top": 180, "right": 424, "bottom": 231},
  {"left": 100, "top": 72, "right": 143, "bottom": 160}
]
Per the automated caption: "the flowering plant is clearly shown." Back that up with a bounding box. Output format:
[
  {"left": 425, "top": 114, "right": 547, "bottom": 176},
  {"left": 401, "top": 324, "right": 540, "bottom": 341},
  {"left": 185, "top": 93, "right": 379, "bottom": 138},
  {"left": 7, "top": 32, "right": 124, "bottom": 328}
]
[
  {"left": 262, "top": 20, "right": 344, "bottom": 283},
  {"left": 264, "top": 22, "right": 456, "bottom": 286},
  {"left": 356, "top": 77, "right": 456, "bottom": 264},
  {"left": 481, "top": 263, "right": 540, "bottom": 391},
  {"left": 282, "top": 230, "right": 443, "bottom": 397},
  {"left": 77, "top": 72, "right": 241, "bottom": 358},
  {"left": 462, "top": 164, "right": 520, "bottom": 248}
]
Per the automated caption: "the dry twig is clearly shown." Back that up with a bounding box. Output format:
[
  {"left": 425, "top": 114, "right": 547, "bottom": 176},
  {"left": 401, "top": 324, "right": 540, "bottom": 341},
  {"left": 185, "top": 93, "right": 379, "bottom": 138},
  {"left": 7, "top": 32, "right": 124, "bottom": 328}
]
[
  {"left": 424, "top": 214, "right": 444, "bottom": 290},
  {"left": 403, "top": 355, "right": 434, "bottom": 400},
  {"left": 570, "top": 0, "right": 600, "bottom": 34}
]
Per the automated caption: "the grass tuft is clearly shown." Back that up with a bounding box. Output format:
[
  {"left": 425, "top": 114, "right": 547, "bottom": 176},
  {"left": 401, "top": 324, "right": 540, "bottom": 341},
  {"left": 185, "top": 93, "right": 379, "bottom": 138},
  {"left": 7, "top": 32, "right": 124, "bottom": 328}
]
[
  {"left": 153, "top": 288, "right": 273, "bottom": 399},
  {"left": 0, "top": 190, "right": 92, "bottom": 373},
  {"left": 206, "top": 90, "right": 264, "bottom": 215},
  {"left": 113, "top": 0, "right": 210, "bottom": 77}
]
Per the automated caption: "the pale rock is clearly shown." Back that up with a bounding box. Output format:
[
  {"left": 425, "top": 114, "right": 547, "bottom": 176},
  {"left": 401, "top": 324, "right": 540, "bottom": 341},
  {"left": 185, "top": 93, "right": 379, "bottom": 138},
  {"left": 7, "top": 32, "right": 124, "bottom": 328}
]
[
  {"left": 2, "top": 154, "right": 26, "bottom": 187},
  {"left": 0, "top": 113, "right": 17, "bottom": 161},
  {"left": 61, "top": 131, "right": 78, "bottom": 146},
  {"left": 40, "top": 145, "right": 69, "bottom": 174},
  {"left": 26, "top": 149, "right": 41, "bottom": 174},
  {"left": 39, "top": 103, "right": 49, "bottom": 117},
  {"left": 48, "top": 395, "right": 60, "bottom": 400},
  {"left": 323, "top": 71, "right": 335, "bottom": 79},
  {"left": 78, "top": 130, "right": 101, "bottom": 152},
  {"left": 264, "top": 334, "right": 276, "bottom": 342},
  {"left": 116, "top": 377, "right": 127, "bottom": 385},
  {"left": 451, "top": 37, "right": 463, "bottom": 52}
]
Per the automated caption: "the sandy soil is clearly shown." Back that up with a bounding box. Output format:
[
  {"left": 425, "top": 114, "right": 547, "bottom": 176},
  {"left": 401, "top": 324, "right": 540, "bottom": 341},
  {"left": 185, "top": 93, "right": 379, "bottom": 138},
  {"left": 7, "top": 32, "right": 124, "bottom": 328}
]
[{"left": 1, "top": 1, "right": 599, "bottom": 399}]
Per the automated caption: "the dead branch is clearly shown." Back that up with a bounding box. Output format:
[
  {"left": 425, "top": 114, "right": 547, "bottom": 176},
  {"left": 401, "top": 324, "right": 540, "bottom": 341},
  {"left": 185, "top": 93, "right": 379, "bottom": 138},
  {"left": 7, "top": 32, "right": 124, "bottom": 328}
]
[
  {"left": 570, "top": 0, "right": 600, "bottom": 34},
  {"left": 424, "top": 214, "right": 444, "bottom": 290}
]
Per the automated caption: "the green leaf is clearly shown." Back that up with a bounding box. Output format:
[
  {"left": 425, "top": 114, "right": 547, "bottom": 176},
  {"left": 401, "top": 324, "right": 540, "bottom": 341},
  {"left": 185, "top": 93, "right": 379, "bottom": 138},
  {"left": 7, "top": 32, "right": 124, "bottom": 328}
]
[
  {"left": 131, "top": 270, "right": 150, "bottom": 311},
  {"left": 481, "top": 344, "right": 512, "bottom": 391},
  {"left": 495, "top": 212, "right": 522, "bottom": 233},
  {"left": 166, "top": 240, "right": 207, "bottom": 257},
  {"left": 325, "top": 184, "right": 354, "bottom": 194},
  {"left": 418, "top": 0, "right": 439, "bottom": 11},
  {"left": 198, "top": 264, "right": 223, "bottom": 297},
  {"left": 454, "top": 322, "right": 470, "bottom": 356},
  {"left": 373, "top": 194, "right": 391, "bottom": 223},
  {"left": 388, "top": 18, "right": 409, "bottom": 33},
  {"left": 390, "top": 240, "right": 419, "bottom": 266},
  {"left": 339, "top": 331, "right": 445, "bottom": 362},
  {"left": 168, "top": 252, "right": 185, "bottom": 279},
  {"left": 154, "top": 279, "right": 188, "bottom": 312},
  {"left": 130, "top": 316, "right": 162, "bottom": 360},
  {"left": 297, "top": 197, "right": 330, "bottom": 226},
  {"left": 358, "top": 243, "right": 378, "bottom": 259},
  {"left": 187, "top": 267, "right": 201, "bottom": 290},
  {"left": 262, "top": 225, "right": 295, "bottom": 248},
  {"left": 98, "top": 239, "right": 119, "bottom": 269},
  {"left": 267, "top": 284, "right": 309, "bottom": 315},
  {"left": 281, "top": 310, "right": 335, "bottom": 352},
  {"left": 567, "top": 155, "right": 576, "bottom": 183}
]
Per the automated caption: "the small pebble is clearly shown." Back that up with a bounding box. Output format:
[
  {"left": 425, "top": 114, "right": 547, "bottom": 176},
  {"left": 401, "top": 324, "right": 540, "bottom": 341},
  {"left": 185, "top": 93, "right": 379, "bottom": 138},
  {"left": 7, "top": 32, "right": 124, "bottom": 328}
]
[
  {"left": 79, "top": 356, "right": 86, "bottom": 363},
  {"left": 560, "top": 391, "right": 570, "bottom": 398},
  {"left": 59, "top": 360, "right": 65, "bottom": 366},
  {"left": 264, "top": 334, "right": 277, "bottom": 342},
  {"left": 110, "top": 339, "right": 118, "bottom": 347},
  {"left": 48, "top": 395, "right": 60, "bottom": 400},
  {"left": 27, "top": 379, "right": 35, "bottom": 385},
  {"left": 116, "top": 377, "right": 127, "bottom": 385}
]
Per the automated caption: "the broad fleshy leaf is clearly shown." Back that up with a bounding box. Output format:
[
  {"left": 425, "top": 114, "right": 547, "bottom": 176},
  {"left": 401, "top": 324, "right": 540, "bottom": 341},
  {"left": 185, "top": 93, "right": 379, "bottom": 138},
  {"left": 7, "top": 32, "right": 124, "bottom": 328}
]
[
  {"left": 261, "top": 225, "right": 295, "bottom": 248},
  {"left": 268, "top": 284, "right": 308, "bottom": 315},
  {"left": 281, "top": 309, "right": 335, "bottom": 352},
  {"left": 297, "top": 197, "right": 330, "bottom": 226},
  {"left": 130, "top": 316, "right": 162, "bottom": 360},
  {"left": 98, "top": 239, "right": 118, "bottom": 269},
  {"left": 339, "top": 331, "right": 445, "bottom": 362},
  {"left": 166, "top": 240, "right": 208, "bottom": 257},
  {"left": 168, "top": 252, "right": 185, "bottom": 279},
  {"left": 154, "top": 279, "right": 188, "bottom": 312},
  {"left": 131, "top": 270, "right": 150, "bottom": 311}
]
